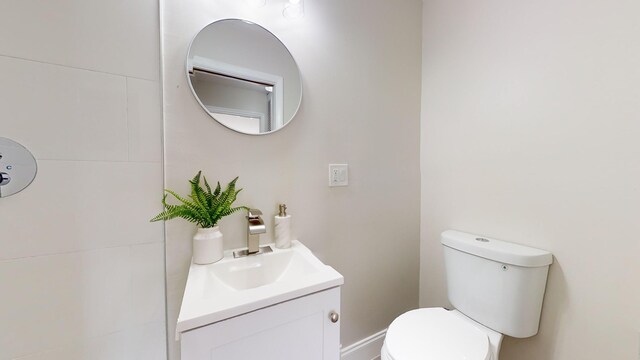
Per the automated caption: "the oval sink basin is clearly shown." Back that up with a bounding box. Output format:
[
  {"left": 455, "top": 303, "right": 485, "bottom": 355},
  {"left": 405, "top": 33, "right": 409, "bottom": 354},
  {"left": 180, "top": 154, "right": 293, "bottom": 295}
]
[
  {"left": 210, "top": 250, "right": 319, "bottom": 290},
  {"left": 177, "top": 240, "right": 344, "bottom": 335}
]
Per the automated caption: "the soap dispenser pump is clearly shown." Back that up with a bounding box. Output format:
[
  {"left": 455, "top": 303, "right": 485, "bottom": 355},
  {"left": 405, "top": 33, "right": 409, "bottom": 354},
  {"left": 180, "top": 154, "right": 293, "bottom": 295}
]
[{"left": 274, "top": 204, "right": 291, "bottom": 249}]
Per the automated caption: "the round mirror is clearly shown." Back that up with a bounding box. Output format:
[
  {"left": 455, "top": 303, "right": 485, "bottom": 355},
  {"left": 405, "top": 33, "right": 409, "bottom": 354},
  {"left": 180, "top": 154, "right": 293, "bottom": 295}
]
[{"left": 187, "top": 19, "right": 302, "bottom": 135}]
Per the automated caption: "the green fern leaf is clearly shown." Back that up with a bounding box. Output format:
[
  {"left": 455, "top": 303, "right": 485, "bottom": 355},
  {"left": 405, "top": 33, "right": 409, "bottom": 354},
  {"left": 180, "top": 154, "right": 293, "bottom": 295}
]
[{"left": 150, "top": 172, "right": 247, "bottom": 228}]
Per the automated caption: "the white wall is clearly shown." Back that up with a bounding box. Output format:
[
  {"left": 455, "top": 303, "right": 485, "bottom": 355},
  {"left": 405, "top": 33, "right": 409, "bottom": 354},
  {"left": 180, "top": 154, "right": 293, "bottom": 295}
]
[
  {"left": 0, "top": 0, "right": 166, "bottom": 359},
  {"left": 161, "top": 0, "right": 422, "bottom": 358},
  {"left": 421, "top": 1, "right": 640, "bottom": 359}
]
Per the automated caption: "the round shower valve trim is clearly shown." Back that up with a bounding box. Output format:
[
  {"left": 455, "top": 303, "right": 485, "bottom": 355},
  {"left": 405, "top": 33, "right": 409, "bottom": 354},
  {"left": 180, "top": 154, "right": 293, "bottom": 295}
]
[{"left": 0, "top": 137, "right": 37, "bottom": 198}]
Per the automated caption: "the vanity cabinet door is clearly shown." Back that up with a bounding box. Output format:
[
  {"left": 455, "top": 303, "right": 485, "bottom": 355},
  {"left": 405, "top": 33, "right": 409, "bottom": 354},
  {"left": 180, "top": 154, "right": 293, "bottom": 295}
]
[{"left": 181, "top": 287, "right": 341, "bottom": 360}]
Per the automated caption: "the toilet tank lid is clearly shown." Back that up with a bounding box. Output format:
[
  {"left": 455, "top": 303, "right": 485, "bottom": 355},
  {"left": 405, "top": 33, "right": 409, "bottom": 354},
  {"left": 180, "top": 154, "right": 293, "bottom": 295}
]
[{"left": 441, "top": 230, "right": 553, "bottom": 267}]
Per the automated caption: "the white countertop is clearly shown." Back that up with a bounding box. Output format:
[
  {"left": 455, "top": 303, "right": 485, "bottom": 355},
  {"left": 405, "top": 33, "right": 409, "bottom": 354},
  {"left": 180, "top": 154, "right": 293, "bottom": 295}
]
[{"left": 176, "top": 240, "right": 344, "bottom": 336}]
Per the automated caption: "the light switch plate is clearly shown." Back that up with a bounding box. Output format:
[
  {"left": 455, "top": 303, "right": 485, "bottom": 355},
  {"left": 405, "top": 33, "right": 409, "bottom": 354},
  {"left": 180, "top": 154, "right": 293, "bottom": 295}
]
[{"left": 328, "top": 164, "right": 348, "bottom": 187}]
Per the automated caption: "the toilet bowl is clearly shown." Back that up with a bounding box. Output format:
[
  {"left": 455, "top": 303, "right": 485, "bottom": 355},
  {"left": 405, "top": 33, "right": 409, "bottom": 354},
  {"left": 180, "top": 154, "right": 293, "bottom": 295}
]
[
  {"left": 381, "top": 308, "right": 502, "bottom": 360},
  {"left": 381, "top": 230, "right": 553, "bottom": 360}
]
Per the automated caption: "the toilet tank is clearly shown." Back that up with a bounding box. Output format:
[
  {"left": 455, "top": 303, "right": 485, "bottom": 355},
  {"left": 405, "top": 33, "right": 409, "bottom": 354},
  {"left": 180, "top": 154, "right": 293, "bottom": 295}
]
[{"left": 441, "top": 230, "right": 553, "bottom": 338}]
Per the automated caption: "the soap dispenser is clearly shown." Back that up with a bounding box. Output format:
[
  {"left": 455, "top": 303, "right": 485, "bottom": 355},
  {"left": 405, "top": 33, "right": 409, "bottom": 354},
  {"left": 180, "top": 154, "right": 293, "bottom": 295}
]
[{"left": 274, "top": 204, "right": 291, "bottom": 249}]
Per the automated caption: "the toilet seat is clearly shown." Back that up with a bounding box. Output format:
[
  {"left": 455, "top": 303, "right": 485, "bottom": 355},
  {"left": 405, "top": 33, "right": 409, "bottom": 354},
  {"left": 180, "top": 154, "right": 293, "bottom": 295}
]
[{"left": 382, "top": 308, "right": 492, "bottom": 360}]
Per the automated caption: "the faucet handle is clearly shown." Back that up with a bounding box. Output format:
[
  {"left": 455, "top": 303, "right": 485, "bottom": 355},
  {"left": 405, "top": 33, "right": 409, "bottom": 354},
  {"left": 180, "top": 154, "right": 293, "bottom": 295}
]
[{"left": 248, "top": 208, "right": 263, "bottom": 219}]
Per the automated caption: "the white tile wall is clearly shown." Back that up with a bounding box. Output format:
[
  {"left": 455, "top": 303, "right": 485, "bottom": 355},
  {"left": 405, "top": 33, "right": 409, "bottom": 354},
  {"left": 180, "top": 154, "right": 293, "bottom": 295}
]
[
  {"left": 0, "top": 0, "right": 165, "bottom": 359},
  {"left": 0, "top": 244, "right": 165, "bottom": 359},
  {"left": 0, "top": 161, "right": 163, "bottom": 260},
  {"left": 129, "top": 243, "right": 166, "bottom": 326},
  {"left": 0, "top": 0, "right": 160, "bottom": 80},
  {"left": 11, "top": 321, "right": 166, "bottom": 360},
  {"left": 127, "top": 78, "right": 163, "bottom": 162},
  {"left": 0, "top": 56, "right": 129, "bottom": 161}
]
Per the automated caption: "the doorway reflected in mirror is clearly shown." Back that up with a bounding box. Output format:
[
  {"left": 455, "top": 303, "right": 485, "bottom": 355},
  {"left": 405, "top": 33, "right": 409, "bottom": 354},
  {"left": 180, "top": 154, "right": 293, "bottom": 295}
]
[{"left": 187, "top": 19, "right": 302, "bottom": 135}]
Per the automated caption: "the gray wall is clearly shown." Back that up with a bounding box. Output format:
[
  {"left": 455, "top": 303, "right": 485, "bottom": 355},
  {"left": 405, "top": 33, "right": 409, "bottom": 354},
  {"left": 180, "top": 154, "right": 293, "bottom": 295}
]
[
  {"left": 421, "top": 0, "right": 640, "bottom": 359},
  {"left": 0, "top": 0, "right": 165, "bottom": 358},
  {"left": 161, "top": 0, "right": 422, "bottom": 358}
]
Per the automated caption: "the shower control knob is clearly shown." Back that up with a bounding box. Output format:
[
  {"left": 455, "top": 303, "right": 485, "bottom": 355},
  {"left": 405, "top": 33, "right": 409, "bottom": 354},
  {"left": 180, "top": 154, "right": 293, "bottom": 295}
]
[
  {"left": 329, "top": 311, "right": 339, "bottom": 323},
  {"left": 0, "top": 172, "right": 10, "bottom": 186},
  {"left": 0, "top": 138, "right": 37, "bottom": 197}
]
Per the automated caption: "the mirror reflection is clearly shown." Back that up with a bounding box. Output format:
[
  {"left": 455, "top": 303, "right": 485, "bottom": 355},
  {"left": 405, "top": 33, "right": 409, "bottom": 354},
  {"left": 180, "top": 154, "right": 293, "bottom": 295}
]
[{"left": 187, "top": 19, "right": 302, "bottom": 135}]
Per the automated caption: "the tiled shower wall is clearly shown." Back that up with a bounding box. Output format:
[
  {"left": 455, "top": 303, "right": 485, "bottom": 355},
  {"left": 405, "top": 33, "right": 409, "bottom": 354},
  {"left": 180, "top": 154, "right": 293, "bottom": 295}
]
[{"left": 0, "top": 0, "right": 166, "bottom": 359}]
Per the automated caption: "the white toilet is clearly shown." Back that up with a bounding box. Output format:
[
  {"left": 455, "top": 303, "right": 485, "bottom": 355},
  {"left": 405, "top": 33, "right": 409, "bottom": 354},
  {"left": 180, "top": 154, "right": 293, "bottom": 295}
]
[{"left": 382, "top": 230, "right": 553, "bottom": 360}]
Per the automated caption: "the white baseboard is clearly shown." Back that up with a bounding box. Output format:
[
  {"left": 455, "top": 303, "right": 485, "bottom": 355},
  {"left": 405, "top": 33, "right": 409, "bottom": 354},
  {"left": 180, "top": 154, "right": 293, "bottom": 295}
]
[{"left": 341, "top": 329, "right": 387, "bottom": 360}]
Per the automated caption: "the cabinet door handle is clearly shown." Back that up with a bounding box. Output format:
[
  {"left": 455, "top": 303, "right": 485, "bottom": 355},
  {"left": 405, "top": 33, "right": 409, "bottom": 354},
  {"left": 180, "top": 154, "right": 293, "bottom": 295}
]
[{"left": 329, "top": 311, "right": 339, "bottom": 323}]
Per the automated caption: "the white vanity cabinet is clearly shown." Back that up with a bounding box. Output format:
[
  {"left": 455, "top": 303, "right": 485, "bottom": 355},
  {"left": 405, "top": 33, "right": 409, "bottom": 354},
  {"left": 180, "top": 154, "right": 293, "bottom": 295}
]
[{"left": 181, "top": 287, "right": 341, "bottom": 360}]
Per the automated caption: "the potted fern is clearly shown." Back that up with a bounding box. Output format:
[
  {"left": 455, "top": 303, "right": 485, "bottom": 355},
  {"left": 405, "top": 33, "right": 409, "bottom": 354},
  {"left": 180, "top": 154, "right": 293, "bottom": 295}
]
[{"left": 151, "top": 171, "right": 248, "bottom": 264}]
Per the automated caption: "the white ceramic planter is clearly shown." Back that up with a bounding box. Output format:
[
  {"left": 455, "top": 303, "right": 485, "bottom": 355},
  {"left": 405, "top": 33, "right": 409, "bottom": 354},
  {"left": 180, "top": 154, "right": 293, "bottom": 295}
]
[{"left": 193, "top": 226, "right": 224, "bottom": 264}]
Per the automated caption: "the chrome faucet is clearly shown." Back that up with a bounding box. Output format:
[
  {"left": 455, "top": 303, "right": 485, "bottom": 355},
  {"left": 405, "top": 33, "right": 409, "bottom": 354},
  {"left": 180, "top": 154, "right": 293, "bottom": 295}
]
[
  {"left": 232, "top": 208, "right": 273, "bottom": 258},
  {"left": 246, "top": 208, "right": 266, "bottom": 254}
]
